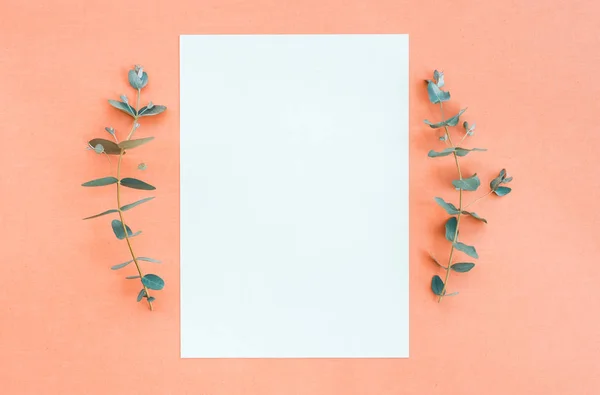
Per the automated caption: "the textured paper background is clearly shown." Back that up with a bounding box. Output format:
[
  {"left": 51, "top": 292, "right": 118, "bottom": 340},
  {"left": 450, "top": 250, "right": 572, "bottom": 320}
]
[
  {"left": 1, "top": 0, "right": 599, "bottom": 393},
  {"left": 180, "top": 34, "right": 409, "bottom": 358}
]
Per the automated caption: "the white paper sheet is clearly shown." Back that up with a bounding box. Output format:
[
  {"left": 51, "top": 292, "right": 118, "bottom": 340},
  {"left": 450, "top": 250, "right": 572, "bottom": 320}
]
[{"left": 180, "top": 34, "right": 409, "bottom": 358}]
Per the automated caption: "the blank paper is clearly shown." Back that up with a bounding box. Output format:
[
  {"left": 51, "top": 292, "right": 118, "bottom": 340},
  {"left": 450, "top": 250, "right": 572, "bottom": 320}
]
[{"left": 180, "top": 34, "right": 409, "bottom": 358}]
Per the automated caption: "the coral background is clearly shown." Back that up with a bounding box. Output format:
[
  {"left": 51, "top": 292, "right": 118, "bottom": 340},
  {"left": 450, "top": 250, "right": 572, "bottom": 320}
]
[{"left": 1, "top": 0, "right": 599, "bottom": 394}]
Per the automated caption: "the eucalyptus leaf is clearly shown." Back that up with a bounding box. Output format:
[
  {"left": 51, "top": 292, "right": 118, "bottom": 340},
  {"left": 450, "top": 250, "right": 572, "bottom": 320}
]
[
  {"left": 445, "top": 108, "right": 467, "bottom": 127},
  {"left": 428, "top": 148, "right": 455, "bottom": 157},
  {"left": 137, "top": 289, "right": 146, "bottom": 302},
  {"left": 120, "top": 178, "right": 156, "bottom": 190},
  {"left": 120, "top": 197, "right": 155, "bottom": 212},
  {"left": 128, "top": 70, "right": 143, "bottom": 89},
  {"left": 138, "top": 105, "right": 166, "bottom": 117},
  {"left": 83, "top": 209, "right": 118, "bottom": 220},
  {"left": 494, "top": 186, "right": 512, "bottom": 196},
  {"left": 451, "top": 262, "right": 475, "bottom": 272},
  {"left": 111, "top": 219, "right": 135, "bottom": 240},
  {"left": 490, "top": 169, "right": 506, "bottom": 189},
  {"left": 138, "top": 163, "right": 147, "bottom": 171},
  {"left": 81, "top": 176, "right": 118, "bottom": 187},
  {"left": 424, "top": 119, "right": 449, "bottom": 129},
  {"left": 141, "top": 274, "right": 165, "bottom": 290},
  {"left": 454, "top": 147, "right": 487, "bottom": 157},
  {"left": 453, "top": 242, "right": 479, "bottom": 259},
  {"left": 431, "top": 275, "right": 445, "bottom": 296},
  {"left": 445, "top": 217, "right": 458, "bottom": 242},
  {"left": 426, "top": 81, "right": 450, "bottom": 104},
  {"left": 128, "top": 70, "right": 148, "bottom": 89},
  {"left": 434, "top": 197, "right": 460, "bottom": 215},
  {"left": 126, "top": 275, "right": 140, "bottom": 280},
  {"left": 503, "top": 176, "right": 513, "bottom": 183},
  {"left": 138, "top": 257, "right": 162, "bottom": 263},
  {"left": 461, "top": 211, "right": 488, "bottom": 223},
  {"left": 139, "top": 72, "right": 148, "bottom": 88},
  {"left": 111, "top": 260, "right": 133, "bottom": 270},
  {"left": 452, "top": 174, "right": 480, "bottom": 191},
  {"left": 147, "top": 296, "right": 156, "bottom": 303},
  {"left": 433, "top": 70, "right": 444, "bottom": 88},
  {"left": 88, "top": 138, "right": 121, "bottom": 155},
  {"left": 108, "top": 99, "right": 136, "bottom": 117},
  {"left": 118, "top": 137, "right": 154, "bottom": 150}
]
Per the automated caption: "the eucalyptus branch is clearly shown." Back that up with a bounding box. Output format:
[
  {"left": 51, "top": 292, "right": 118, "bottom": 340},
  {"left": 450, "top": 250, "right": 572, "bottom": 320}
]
[
  {"left": 81, "top": 65, "right": 167, "bottom": 310},
  {"left": 424, "top": 70, "right": 513, "bottom": 302}
]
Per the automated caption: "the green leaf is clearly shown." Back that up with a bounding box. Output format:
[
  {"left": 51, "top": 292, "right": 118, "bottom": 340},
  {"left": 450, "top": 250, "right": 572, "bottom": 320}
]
[
  {"left": 490, "top": 169, "right": 507, "bottom": 189},
  {"left": 426, "top": 81, "right": 450, "bottom": 104},
  {"left": 120, "top": 178, "right": 156, "bottom": 190},
  {"left": 147, "top": 296, "right": 156, "bottom": 302},
  {"left": 128, "top": 69, "right": 148, "bottom": 89},
  {"left": 451, "top": 262, "right": 475, "bottom": 273},
  {"left": 433, "top": 70, "right": 444, "bottom": 88},
  {"left": 138, "top": 163, "right": 147, "bottom": 171},
  {"left": 83, "top": 209, "right": 118, "bottom": 220},
  {"left": 461, "top": 211, "right": 488, "bottom": 223},
  {"left": 108, "top": 99, "right": 136, "bottom": 117},
  {"left": 125, "top": 275, "right": 140, "bottom": 280},
  {"left": 428, "top": 148, "right": 456, "bottom": 157},
  {"left": 434, "top": 197, "right": 460, "bottom": 215},
  {"left": 89, "top": 138, "right": 121, "bottom": 155},
  {"left": 111, "top": 219, "right": 135, "bottom": 240},
  {"left": 453, "top": 242, "right": 479, "bottom": 259},
  {"left": 494, "top": 186, "right": 512, "bottom": 196},
  {"left": 141, "top": 274, "right": 165, "bottom": 290},
  {"left": 111, "top": 260, "right": 133, "bottom": 270},
  {"left": 423, "top": 108, "right": 466, "bottom": 129},
  {"left": 139, "top": 72, "right": 148, "bottom": 88},
  {"left": 454, "top": 147, "right": 487, "bottom": 157},
  {"left": 138, "top": 257, "right": 162, "bottom": 263},
  {"left": 431, "top": 275, "right": 444, "bottom": 296},
  {"left": 445, "top": 217, "right": 458, "bottom": 242},
  {"left": 424, "top": 119, "right": 449, "bottom": 129},
  {"left": 118, "top": 137, "right": 155, "bottom": 150},
  {"left": 138, "top": 105, "right": 166, "bottom": 117},
  {"left": 137, "top": 289, "right": 146, "bottom": 302},
  {"left": 429, "top": 252, "right": 446, "bottom": 270},
  {"left": 503, "top": 176, "right": 513, "bottom": 183},
  {"left": 428, "top": 147, "right": 486, "bottom": 158},
  {"left": 452, "top": 174, "right": 481, "bottom": 191},
  {"left": 445, "top": 108, "right": 467, "bottom": 127},
  {"left": 82, "top": 176, "right": 118, "bottom": 187},
  {"left": 120, "top": 197, "right": 155, "bottom": 212}
]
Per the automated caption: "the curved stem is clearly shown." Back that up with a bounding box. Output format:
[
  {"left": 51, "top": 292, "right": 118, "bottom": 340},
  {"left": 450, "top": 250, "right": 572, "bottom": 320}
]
[
  {"left": 117, "top": 149, "right": 153, "bottom": 310},
  {"left": 463, "top": 190, "right": 493, "bottom": 210},
  {"left": 438, "top": 104, "right": 463, "bottom": 302}
]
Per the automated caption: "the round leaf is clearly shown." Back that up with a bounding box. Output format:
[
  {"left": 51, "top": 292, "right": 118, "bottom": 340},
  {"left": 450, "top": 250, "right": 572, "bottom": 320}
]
[
  {"left": 89, "top": 138, "right": 121, "bottom": 155},
  {"left": 451, "top": 263, "right": 475, "bottom": 273},
  {"left": 431, "top": 275, "right": 444, "bottom": 296},
  {"left": 141, "top": 274, "right": 165, "bottom": 290}
]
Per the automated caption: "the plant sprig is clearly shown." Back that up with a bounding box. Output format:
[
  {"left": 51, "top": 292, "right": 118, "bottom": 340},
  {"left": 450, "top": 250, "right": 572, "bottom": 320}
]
[
  {"left": 425, "top": 70, "right": 512, "bottom": 302},
  {"left": 82, "top": 65, "right": 167, "bottom": 310}
]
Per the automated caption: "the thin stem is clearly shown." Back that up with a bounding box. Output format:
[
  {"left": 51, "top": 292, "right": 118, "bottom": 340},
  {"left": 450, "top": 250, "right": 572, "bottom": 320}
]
[
  {"left": 463, "top": 190, "right": 493, "bottom": 210},
  {"left": 115, "top": 92, "right": 152, "bottom": 310},
  {"left": 438, "top": 103, "right": 463, "bottom": 302},
  {"left": 126, "top": 89, "right": 141, "bottom": 140}
]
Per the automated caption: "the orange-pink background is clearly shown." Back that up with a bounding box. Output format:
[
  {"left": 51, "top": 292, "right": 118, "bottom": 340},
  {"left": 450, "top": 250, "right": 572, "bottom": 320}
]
[{"left": 1, "top": 0, "right": 599, "bottom": 394}]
